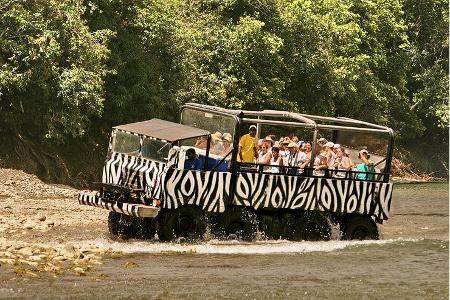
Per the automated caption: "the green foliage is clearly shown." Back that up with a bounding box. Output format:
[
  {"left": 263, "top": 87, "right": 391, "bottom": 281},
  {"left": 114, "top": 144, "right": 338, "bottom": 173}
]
[
  {"left": 0, "top": 0, "right": 112, "bottom": 140},
  {"left": 0, "top": 0, "right": 447, "bottom": 179}
]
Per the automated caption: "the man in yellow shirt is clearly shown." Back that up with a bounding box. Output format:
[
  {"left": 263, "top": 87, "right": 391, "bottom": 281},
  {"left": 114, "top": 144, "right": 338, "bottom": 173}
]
[{"left": 238, "top": 125, "right": 258, "bottom": 163}]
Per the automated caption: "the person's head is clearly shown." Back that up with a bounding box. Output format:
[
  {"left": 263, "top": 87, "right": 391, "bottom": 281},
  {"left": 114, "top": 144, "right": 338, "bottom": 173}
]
[
  {"left": 304, "top": 142, "right": 312, "bottom": 153},
  {"left": 249, "top": 125, "right": 257, "bottom": 137},
  {"left": 260, "top": 144, "right": 268, "bottom": 154},
  {"left": 324, "top": 142, "right": 334, "bottom": 151},
  {"left": 344, "top": 148, "right": 350, "bottom": 157},
  {"left": 291, "top": 136, "right": 299, "bottom": 143},
  {"left": 333, "top": 143, "right": 340, "bottom": 154},
  {"left": 186, "top": 148, "right": 197, "bottom": 160},
  {"left": 222, "top": 133, "right": 232, "bottom": 148},
  {"left": 287, "top": 142, "right": 297, "bottom": 154},
  {"left": 297, "top": 140, "right": 305, "bottom": 151},
  {"left": 358, "top": 149, "right": 370, "bottom": 159},
  {"left": 272, "top": 146, "right": 280, "bottom": 157},
  {"left": 263, "top": 136, "right": 274, "bottom": 148},
  {"left": 317, "top": 137, "right": 328, "bottom": 147},
  {"left": 336, "top": 147, "right": 344, "bottom": 158},
  {"left": 211, "top": 132, "right": 222, "bottom": 145}
]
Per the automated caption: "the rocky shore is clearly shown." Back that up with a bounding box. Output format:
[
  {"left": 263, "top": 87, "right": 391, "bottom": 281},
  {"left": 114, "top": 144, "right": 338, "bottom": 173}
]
[{"left": 0, "top": 168, "right": 118, "bottom": 278}]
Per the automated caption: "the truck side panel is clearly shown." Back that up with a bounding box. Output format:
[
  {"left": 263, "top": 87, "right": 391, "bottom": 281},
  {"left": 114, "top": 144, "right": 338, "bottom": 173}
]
[{"left": 233, "top": 173, "right": 392, "bottom": 220}]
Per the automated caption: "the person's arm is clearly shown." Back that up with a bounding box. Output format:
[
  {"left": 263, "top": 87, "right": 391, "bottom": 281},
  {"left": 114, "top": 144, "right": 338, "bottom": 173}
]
[
  {"left": 315, "top": 156, "right": 328, "bottom": 170},
  {"left": 238, "top": 136, "right": 244, "bottom": 161},
  {"left": 263, "top": 152, "right": 272, "bottom": 165}
]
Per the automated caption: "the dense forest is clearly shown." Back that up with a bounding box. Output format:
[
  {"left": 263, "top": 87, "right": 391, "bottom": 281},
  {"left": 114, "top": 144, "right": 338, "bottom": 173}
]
[{"left": 0, "top": 0, "right": 448, "bottom": 184}]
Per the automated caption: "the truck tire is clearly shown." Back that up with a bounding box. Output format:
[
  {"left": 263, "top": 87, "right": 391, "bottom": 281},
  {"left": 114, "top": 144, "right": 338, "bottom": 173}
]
[
  {"left": 341, "top": 215, "right": 379, "bottom": 240},
  {"left": 108, "top": 211, "right": 121, "bottom": 236},
  {"left": 135, "top": 217, "right": 157, "bottom": 240},
  {"left": 217, "top": 207, "right": 257, "bottom": 241},
  {"left": 290, "top": 211, "right": 332, "bottom": 241},
  {"left": 157, "top": 206, "right": 206, "bottom": 242}
]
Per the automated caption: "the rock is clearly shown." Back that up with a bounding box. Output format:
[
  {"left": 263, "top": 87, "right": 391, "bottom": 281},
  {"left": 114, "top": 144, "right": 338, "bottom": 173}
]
[
  {"left": 38, "top": 215, "right": 46, "bottom": 222},
  {"left": 124, "top": 261, "right": 138, "bottom": 268},
  {"left": 73, "top": 267, "right": 86, "bottom": 276},
  {"left": 28, "top": 255, "right": 43, "bottom": 262},
  {"left": 24, "top": 223, "right": 33, "bottom": 230},
  {"left": 53, "top": 256, "right": 67, "bottom": 262}
]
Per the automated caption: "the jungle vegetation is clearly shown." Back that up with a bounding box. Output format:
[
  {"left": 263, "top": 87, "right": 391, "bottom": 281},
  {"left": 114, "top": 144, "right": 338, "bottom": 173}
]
[{"left": 0, "top": 0, "right": 448, "bottom": 183}]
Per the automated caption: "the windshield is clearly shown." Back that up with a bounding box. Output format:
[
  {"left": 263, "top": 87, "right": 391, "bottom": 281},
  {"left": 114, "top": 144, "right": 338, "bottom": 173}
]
[
  {"left": 141, "top": 137, "right": 170, "bottom": 162},
  {"left": 112, "top": 131, "right": 140, "bottom": 155}
]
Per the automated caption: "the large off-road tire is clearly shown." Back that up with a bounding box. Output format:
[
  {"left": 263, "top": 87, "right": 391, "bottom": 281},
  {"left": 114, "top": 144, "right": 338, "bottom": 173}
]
[
  {"left": 217, "top": 207, "right": 258, "bottom": 241},
  {"left": 259, "top": 212, "right": 292, "bottom": 240},
  {"left": 157, "top": 206, "right": 207, "bottom": 242},
  {"left": 341, "top": 215, "right": 379, "bottom": 240},
  {"left": 108, "top": 211, "right": 121, "bottom": 236},
  {"left": 289, "top": 211, "right": 332, "bottom": 241},
  {"left": 134, "top": 217, "right": 157, "bottom": 240}
]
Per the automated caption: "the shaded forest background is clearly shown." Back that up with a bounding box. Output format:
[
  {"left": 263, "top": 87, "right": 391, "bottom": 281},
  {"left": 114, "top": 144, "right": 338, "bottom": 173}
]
[{"left": 0, "top": 0, "right": 448, "bottom": 185}]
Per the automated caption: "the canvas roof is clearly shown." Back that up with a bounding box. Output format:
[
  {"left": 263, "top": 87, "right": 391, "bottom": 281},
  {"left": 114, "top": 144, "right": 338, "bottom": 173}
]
[{"left": 113, "top": 119, "right": 209, "bottom": 142}]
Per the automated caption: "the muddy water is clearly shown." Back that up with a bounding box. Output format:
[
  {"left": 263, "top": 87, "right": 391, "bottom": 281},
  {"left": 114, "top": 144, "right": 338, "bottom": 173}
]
[{"left": 1, "top": 183, "right": 448, "bottom": 299}]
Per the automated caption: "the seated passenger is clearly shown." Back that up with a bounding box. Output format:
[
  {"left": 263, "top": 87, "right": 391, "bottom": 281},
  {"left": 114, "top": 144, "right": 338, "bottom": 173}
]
[
  {"left": 355, "top": 149, "right": 375, "bottom": 180},
  {"left": 324, "top": 141, "right": 336, "bottom": 168},
  {"left": 333, "top": 147, "right": 352, "bottom": 178},
  {"left": 220, "top": 133, "right": 233, "bottom": 157},
  {"left": 184, "top": 148, "right": 202, "bottom": 171},
  {"left": 297, "top": 141, "right": 311, "bottom": 172},
  {"left": 313, "top": 144, "right": 328, "bottom": 176},
  {"left": 258, "top": 144, "right": 271, "bottom": 169},
  {"left": 269, "top": 146, "right": 283, "bottom": 173},
  {"left": 286, "top": 142, "right": 301, "bottom": 174}
]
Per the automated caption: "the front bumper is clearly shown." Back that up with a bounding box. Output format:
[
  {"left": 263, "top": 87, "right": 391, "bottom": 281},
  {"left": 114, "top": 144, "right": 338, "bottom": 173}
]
[{"left": 78, "top": 192, "right": 159, "bottom": 218}]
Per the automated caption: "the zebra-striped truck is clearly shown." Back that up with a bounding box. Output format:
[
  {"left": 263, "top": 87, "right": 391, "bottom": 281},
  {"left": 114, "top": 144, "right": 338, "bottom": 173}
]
[{"left": 78, "top": 103, "right": 394, "bottom": 241}]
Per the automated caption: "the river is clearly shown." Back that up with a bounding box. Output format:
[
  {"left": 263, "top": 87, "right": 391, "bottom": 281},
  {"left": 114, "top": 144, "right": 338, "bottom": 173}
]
[{"left": 0, "top": 183, "right": 448, "bottom": 299}]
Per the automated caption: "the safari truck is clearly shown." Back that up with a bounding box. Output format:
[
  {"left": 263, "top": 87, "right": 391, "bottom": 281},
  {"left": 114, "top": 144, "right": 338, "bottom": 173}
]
[{"left": 78, "top": 103, "right": 394, "bottom": 241}]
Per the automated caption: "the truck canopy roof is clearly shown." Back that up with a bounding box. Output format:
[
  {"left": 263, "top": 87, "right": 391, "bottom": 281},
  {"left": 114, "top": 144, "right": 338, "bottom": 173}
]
[{"left": 113, "top": 118, "right": 210, "bottom": 142}]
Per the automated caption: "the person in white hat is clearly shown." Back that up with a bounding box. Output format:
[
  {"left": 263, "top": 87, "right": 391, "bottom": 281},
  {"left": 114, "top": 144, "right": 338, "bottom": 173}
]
[
  {"left": 211, "top": 131, "right": 224, "bottom": 154},
  {"left": 355, "top": 149, "right": 375, "bottom": 180},
  {"left": 238, "top": 125, "right": 258, "bottom": 163},
  {"left": 220, "top": 133, "right": 233, "bottom": 157},
  {"left": 323, "top": 141, "right": 336, "bottom": 168}
]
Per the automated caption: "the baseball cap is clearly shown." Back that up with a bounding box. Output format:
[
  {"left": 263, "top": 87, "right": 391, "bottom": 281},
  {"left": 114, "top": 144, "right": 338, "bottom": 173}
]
[{"left": 333, "top": 144, "right": 341, "bottom": 149}]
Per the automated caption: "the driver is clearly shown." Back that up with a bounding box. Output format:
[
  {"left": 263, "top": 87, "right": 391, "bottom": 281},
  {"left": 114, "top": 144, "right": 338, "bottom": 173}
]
[{"left": 184, "top": 148, "right": 202, "bottom": 171}]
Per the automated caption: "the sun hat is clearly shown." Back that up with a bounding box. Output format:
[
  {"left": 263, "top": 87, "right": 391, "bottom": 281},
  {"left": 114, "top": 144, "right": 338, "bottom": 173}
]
[
  {"left": 264, "top": 136, "right": 274, "bottom": 142},
  {"left": 317, "top": 137, "right": 328, "bottom": 145},
  {"left": 211, "top": 131, "right": 222, "bottom": 141},
  {"left": 333, "top": 144, "right": 341, "bottom": 149},
  {"left": 287, "top": 141, "right": 297, "bottom": 148},
  {"left": 222, "top": 133, "right": 232, "bottom": 142},
  {"left": 249, "top": 125, "right": 257, "bottom": 130},
  {"left": 359, "top": 149, "right": 370, "bottom": 158},
  {"left": 324, "top": 141, "right": 334, "bottom": 148}
]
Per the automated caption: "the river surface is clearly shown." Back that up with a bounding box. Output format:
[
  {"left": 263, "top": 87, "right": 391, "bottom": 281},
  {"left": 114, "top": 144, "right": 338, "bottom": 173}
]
[{"left": 1, "top": 183, "right": 448, "bottom": 299}]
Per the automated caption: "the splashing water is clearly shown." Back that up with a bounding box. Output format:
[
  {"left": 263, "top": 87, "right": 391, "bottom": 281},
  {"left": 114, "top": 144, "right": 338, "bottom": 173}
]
[{"left": 77, "top": 237, "right": 420, "bottom": 255}]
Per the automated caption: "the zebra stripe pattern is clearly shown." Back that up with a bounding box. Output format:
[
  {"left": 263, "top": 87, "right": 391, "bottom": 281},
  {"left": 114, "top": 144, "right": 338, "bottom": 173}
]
[
  {"left": 102, "top": 152, "right": 166, "bottom": 201},
  {"left": 162, "top": 168, "right": 231, "bottom": 213},
  {"left": 78, "top": 192, "right": 159, "bottom": 218},
  {"left": 233, "top": 173, "right": 392, "bottom": 220},
  {"left": 99, "top": 154, "right": 392, "bottom": 219}
]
